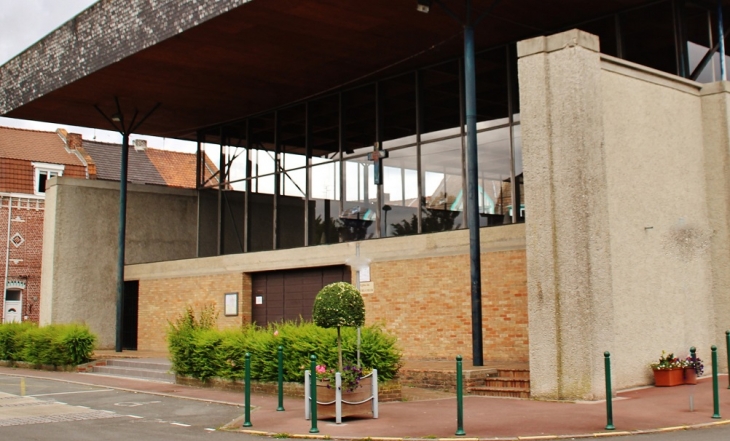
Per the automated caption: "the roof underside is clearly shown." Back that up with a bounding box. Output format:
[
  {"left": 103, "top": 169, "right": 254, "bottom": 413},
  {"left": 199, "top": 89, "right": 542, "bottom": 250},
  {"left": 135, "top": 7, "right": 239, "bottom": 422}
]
[{"left": 0, "top": 0, "right": 707, "bottom": 142}]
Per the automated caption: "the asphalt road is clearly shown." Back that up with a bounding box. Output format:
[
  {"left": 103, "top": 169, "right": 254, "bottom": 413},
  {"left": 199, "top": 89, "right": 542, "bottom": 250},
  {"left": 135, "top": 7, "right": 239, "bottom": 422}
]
[{"left": 0, "top": 374, "right": 256, "bottom": 440}]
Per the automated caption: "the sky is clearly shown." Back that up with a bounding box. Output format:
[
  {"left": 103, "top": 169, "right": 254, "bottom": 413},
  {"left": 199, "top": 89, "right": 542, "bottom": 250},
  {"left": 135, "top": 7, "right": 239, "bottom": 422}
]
[{"left": 0, "top": 0, "right": 195, "bottom": 152}]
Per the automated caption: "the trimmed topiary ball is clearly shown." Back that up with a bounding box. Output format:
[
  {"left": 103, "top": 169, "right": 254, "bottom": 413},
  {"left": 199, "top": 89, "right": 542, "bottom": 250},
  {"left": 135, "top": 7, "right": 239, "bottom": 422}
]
[{"left": 312, "top": 282, "right": 365, "bottom": 329}]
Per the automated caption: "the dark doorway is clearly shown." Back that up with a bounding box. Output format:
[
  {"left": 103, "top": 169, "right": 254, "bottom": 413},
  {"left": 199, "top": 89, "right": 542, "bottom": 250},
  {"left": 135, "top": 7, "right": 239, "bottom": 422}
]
[
  {"left": 122, "top": 281, "right": 139, "bottom": 350},
  {"left": 252, "top": 265, "right": 351, "bottom": 326}
]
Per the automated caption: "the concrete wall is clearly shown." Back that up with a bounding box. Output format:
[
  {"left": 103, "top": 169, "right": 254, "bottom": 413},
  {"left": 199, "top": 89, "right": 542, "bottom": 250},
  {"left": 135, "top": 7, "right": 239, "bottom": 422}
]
[
  {"left": 40, "top": 177, "right": 198, "bottom": 348},
  {"left": 127, "top": 223, "right": 528, "bottom": 359},
  {"left": 519, "top": 29, "right": 729, "bottom": 400},
  {"left": 601, "top": 56, "right": 714, "bottom": 391}
]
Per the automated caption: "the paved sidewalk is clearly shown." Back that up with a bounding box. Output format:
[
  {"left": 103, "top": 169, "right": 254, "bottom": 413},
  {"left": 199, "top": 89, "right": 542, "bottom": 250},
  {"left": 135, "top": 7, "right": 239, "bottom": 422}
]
[{"left": 1, "top": 366, "right": 730, "bottom": 440}]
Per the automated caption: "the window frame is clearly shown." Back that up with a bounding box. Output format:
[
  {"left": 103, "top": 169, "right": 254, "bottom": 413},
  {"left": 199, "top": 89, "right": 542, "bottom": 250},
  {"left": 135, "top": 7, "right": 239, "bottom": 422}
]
[{"left": 32, "top": 162, "right": 65, "bottom": 195}]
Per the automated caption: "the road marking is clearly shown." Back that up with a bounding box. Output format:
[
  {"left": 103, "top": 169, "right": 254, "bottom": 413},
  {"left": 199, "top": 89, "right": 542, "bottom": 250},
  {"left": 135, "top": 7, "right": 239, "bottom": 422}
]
[
  {"left": 114, "top": 400, "right": 161, "bottom": 407},
  {"left": 171, "top": 422, "right": 191, "bottom": 427},
  {"left": 28, "top": 389, "right": 114, "bottom": 397},
  {"left": 205, "top": 428, "right": 216, "bottom": 431},
  {"left": 127, "top": 415, "right": 144, "bottom": 419}
]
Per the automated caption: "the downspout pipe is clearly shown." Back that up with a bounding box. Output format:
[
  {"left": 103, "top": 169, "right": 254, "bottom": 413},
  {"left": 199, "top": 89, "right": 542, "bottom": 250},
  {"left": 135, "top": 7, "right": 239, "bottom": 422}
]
[{"left": 3, "top": 196, "right": 12, "bottom": 323}]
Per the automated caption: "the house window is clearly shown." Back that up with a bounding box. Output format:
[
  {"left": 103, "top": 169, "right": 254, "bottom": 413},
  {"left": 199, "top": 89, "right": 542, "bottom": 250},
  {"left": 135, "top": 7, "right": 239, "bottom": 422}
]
[{"left": 32, "top": 162, "right": 65, "bottom": 195}]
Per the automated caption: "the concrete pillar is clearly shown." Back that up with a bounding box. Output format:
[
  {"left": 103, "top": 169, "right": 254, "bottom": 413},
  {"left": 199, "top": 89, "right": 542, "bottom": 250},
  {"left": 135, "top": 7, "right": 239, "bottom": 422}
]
[
  {"left": 517, "top": 29, "right": 614, "bottom": 400},
  {"left": 701, "top": 82, "right": 730, "bottom": 373}
]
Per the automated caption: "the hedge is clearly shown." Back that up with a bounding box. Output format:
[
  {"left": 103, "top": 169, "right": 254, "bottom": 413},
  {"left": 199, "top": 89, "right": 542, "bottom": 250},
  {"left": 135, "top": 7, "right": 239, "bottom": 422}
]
[
  {"left": 168, "top": 309, "right": 402, "bottom": 382},
  {"left": 0, "top": 323, "right": 96, "bottom": 366}
]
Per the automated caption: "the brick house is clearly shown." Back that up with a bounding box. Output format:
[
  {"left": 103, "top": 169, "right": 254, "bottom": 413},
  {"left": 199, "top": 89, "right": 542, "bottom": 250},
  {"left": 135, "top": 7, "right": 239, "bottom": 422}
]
[
  {"left": 0, "top": 127, "right": 87, "bottom": 323},
  {"left": 1, "top": 126, "right": 217, "bottom": 324}
]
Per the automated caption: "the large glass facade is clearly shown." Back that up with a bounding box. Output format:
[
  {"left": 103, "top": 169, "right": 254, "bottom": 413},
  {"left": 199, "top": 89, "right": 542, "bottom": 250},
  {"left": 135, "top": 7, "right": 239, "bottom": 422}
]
[{"left": 197, "top": 0, "right": 727, "bottom": 255}]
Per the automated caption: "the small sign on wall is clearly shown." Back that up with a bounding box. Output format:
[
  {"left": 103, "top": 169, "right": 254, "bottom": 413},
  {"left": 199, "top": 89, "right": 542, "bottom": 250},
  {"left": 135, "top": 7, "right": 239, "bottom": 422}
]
[
  {"left": 224, "top": 292, "right": 239, "bottom": 316},
  {"left": 360, "top": 266, "right": 371, "bottom": 282},
  {"left": 255, "top": 295, "right": 263, "bottom": 305},
  {"left": 360, "top": 281, "right": 374, "bottom": 294}
]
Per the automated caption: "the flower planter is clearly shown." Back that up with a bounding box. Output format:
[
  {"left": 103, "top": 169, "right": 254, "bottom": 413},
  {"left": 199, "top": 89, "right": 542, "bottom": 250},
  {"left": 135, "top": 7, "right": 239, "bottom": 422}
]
[
  {"left": 684, "top": 368, "right": 698, "bottom": 385},
  {"left": 305, "top": 369, "right": 379, "bottom": 424},
  {"left": 315, "top": 375, "right": 374, "bottom": 419},
  {"left": 653, "top": 368, "right": 684, "bottom": 387}
]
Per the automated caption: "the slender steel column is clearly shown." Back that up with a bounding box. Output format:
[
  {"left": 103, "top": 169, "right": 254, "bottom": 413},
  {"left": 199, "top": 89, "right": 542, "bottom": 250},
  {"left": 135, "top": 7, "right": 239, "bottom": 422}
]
[
  {"left": 720, "top": 0, "right": 727, "bottom": 80},
  {"left": 464, "top": 3, "right": 484, "bottom": 366},
  {"left": 115, "top": 132, "right": 129, "bottom": 352},
  {"left": 415, "top": 71, "right": 423, "bottom": 234}
]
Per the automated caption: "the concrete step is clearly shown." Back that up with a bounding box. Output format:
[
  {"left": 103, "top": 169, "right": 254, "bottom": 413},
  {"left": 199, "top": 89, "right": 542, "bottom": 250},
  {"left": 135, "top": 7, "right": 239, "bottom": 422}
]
[
  {"left": 105, "top": 359, "right": 171, "bottom": 371},
  {"left": 469, "top": 386, "right": 530, "bottom": 399},
  {"left": 84, "top": 359, "right": 175, "bottom": 383}
]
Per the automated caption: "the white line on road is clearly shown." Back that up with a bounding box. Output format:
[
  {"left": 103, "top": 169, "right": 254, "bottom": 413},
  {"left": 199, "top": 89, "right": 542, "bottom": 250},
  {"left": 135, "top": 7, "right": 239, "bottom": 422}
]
[
  {"left": 28, "top": 389, "right": 114, "bottom": 397},
  {"left": 204, "top": 428, "right": 216, "bottom": 431},
  {"left": 171, "top": 422, "right": 191, "bottom": 427},
  {"left": 127, "top": 415, "right": 144, "bottom": 419}
]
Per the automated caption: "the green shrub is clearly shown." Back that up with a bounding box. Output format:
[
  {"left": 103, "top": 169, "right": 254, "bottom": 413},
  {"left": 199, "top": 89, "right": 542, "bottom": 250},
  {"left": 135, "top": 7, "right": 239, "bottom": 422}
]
[
  {"left": 167, "top": 311, "right": 402, "bottom": 382},
  {"left": 0, "top": 323, "right": 96, "bottom": 366},
  {"left": 0, "top": 322, "right": 35, "bottom": 361}
]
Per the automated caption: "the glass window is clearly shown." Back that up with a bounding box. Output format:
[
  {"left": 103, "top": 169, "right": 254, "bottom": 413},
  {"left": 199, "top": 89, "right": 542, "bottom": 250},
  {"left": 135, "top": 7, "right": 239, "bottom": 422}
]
[
  {"left": 342, "top": 155, "right": 377, "bottom": 241},
  {"left": 421, "top": 137, "right": 465, "bottom": 233},
  {"left": 621, "top": 1, "right": 676, "bottom": 75},
  {"left": 422, "top": 60, "right": 461, "bottom": 134},
  {"left": 476, "top": 126, "right": 514, "bottom": 226},
  {"left": 309, "top": 159, "right": 341, "bottom": 245},
  {"left": 278, "top": 105, "right": 307, "bottom": 250},
  {"left": 382, "top": 146, "right": 419, "bottom": 237},
  {"left": 32, "top": 162, "right": 64, "bottom": 195}
]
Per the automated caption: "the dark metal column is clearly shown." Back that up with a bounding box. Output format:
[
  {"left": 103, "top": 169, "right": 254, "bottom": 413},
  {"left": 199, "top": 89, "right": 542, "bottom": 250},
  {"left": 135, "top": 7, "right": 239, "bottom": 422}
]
[
  {"left": 273, "top": 111, "right": 280, "bottom": 250},
  {"left": 415, "top": 71, "right": 423, "bottom": 234},
  {"left": 243, "top": 120, "right": 252, "bottom": 253},
  {"left": 115, "top": 132, "right": 129, "bottom": 353},
  {"left": 464, "top": 0, "right": 484, "bottom": 366},
  {"left": 304, "top": 103, "right": 311, "bottom": 247},
  {"left": 720, "top": 0, "right": 727, "bottom": 80},
  {"left": 217, "top": 128, "right": 225, "bottom": 255}
]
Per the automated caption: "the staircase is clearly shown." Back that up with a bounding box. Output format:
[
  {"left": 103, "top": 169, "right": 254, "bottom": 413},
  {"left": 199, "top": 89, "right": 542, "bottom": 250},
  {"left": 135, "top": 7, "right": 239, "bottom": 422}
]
[
  {"left": 469, "top": 368, "right": 530, "bottom": 398},
  {"left": 81, "top": 358, "right": 175, "bottom": 383}
]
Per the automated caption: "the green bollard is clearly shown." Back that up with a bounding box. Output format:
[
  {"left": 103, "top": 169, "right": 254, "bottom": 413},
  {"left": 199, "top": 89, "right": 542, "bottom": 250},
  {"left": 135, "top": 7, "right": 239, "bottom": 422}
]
[
  {"left": 309, "top": 355, "right": 319, "bottom": 434},
  {"left": 243, "top": 352, "right": 252, "bottom": 427},
  {"left": 455, "top": 355, "right": 465, "bottom": 436},
  {"left": 712, "top": 345, "right": 721, "bottom": 419},
  {"left": 726, "top": 331, "right": 730, "bottom": 389},
  {"left": 277, "top": 346, "right": 285, "bottom": 411},
  {"left": 604, "top": 352, "right": 614, "bottom": 430}
]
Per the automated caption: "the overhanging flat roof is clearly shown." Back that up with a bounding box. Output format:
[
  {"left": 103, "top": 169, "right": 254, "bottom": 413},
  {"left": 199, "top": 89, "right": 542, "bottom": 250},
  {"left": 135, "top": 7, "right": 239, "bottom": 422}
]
[{"left": 0, "top": 0, "right": 708, "bottom": 142}]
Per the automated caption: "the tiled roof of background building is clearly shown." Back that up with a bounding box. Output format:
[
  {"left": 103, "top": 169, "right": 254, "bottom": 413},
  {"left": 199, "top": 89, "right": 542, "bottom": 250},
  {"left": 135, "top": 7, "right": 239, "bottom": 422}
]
[
  {"left": 82, "top": 140, "right": 167, "bottom": 186},
  {"left": 146, "top": 148, "right": 218, "bottom": 189},
  {"left": 0, "top": 126, "right": 85, "bottom": 166}
]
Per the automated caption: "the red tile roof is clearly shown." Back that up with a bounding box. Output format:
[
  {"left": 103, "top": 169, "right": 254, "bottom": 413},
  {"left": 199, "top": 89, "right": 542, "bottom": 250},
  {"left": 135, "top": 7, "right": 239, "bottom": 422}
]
[
  {"left": 0, "top": 126, "right": 87, "bottom": 194},
  {"left": 146, "top": 148, "right": 217, "bottom": 189},
  {"left": 0, "top": 126, "right": 86, "bottom": 166}
]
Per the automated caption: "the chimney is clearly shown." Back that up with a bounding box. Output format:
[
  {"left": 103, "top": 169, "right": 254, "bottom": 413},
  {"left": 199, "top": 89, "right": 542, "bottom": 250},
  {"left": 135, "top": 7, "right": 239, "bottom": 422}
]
[
  {"left": 67, "top": 133, "right": 83, "bottom": 150},
  {"left": 133, "top": 139, "right": 147, "bottom": 152}
]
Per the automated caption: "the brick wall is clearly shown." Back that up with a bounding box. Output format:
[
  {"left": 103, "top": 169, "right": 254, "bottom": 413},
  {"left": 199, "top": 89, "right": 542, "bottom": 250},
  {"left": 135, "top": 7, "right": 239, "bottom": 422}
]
[
  {"left": 363, "top": 250, "right": 528, "bottom": 362},
  {"left": 136, "top": 248, "right": 527, "bottom": 362},
  {"left": 0, "top": 196, "right": 45, "bottom": 324},
  {"left": 138, "top": 272, "right": 252, "bottom": 351}
]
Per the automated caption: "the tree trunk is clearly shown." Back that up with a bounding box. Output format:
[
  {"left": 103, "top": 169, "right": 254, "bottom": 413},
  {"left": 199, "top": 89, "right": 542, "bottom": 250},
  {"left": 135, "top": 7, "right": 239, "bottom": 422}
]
[{"left": 337, "top": 326, "right": 343, "bottom": 372}]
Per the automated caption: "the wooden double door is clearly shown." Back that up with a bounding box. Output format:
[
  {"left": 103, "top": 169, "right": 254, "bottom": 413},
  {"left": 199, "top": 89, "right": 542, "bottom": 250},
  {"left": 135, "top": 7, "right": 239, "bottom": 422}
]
[{"left": 251, "top": 265, "right": 350, "bottom": 326}]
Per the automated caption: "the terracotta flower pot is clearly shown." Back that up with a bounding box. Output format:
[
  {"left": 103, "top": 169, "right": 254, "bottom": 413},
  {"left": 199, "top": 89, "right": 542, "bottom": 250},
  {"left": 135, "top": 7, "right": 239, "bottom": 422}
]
[
  {"left": 684, "top": 368, "right": 698, "bottom": 385},
  {"left": 653, "top": 368, "right": 684, "bottom": 387}
]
